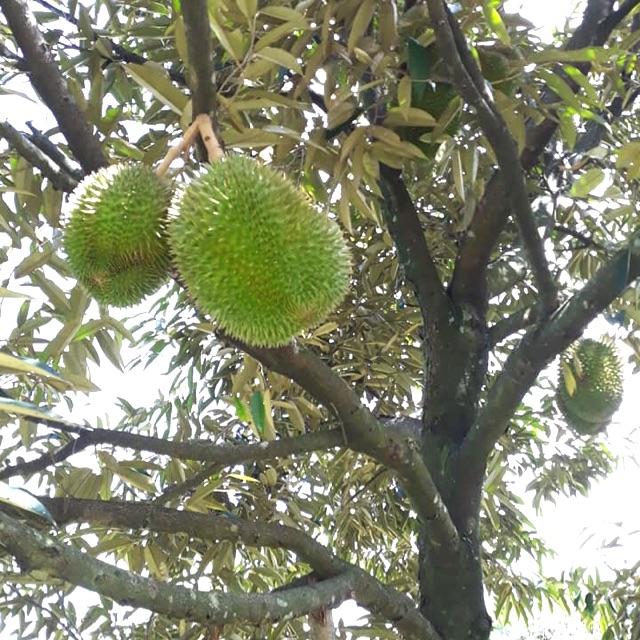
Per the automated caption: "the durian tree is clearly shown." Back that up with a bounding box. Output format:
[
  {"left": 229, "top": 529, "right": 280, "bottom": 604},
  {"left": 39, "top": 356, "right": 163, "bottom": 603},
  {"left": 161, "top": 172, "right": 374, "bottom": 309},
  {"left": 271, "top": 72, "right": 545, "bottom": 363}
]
[{"left": 1, "top": 0, "right": 640, "bottom": 639}]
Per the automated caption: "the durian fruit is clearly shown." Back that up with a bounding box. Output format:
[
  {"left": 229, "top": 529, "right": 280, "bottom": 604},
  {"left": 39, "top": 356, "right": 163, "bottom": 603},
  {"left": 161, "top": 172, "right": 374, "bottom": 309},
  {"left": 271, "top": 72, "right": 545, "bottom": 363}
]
[
  {"left": 64, "top": 163, "right": 172, "bottom": 307},
  {"left": 557, "top": 338, "right": 624, "bottom": 436},
  {"left": 168, "top": 155, "right": 351, "bottom": 347},
  {"left": 477, "top": 46, "right": 521, "bottom": 96}
]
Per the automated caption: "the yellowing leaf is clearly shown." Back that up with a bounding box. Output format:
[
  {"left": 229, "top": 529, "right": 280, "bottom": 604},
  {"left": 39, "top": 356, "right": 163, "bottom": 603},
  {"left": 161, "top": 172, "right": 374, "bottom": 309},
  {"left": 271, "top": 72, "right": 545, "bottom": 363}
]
[
  {"left": 384, "top": 107, "right": 436, "bottom": 128},
  {"left": 0, "top": 352, "right": 69, "bottom": 384},
  {"left": 0, "top": 397, "right": 72, "bottom": 425},
  {"left": 259, "top": 5, "right": 308, "bottom": 29},
  {"left": 123, "top": 63, "right": 188, "bottom": 114},
  {"left": 562, "top": 360, "right": 577, "bottom": 396},
  {"left": 255, "top": 47, "right": 302, "bottom": 75},
  {"left": 348, "top": 0, "right": 375, "bottom": 55}
]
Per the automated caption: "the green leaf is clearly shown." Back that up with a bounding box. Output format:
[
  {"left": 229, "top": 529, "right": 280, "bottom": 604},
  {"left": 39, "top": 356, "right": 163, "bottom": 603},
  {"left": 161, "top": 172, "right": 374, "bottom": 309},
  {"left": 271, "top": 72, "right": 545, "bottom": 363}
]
[
  {"left": 570, "top": 167, "right": 605, "bottom": 198},
  {"left": 13, "top": 245, "right": 54, "bottom": 279},
  {"left": 259, "top": 5, "right": 308, "bottom": 29},
  {"left": 0, "top": 483, "right": 55, "bottom": 524},
  {"left": 347, "top": 0, "right": 375, "bottom": 54},
  {"left": 232, "top": 396, "right": 251, "bottom": 423},
  {"left": 384, "top": 107, "right": 436, "bottom": 127},
  {"left": 407, "top": 39, "right": 440, "bottom": 101},
  {"left": 528, "top": 46, "right": 612, "bottom": 64},
  {"left": 250, "top": 390, "right": 266, "bottom": 436},
  {"left": 482, "top": 1, "right": 511, "bottom": 46}
]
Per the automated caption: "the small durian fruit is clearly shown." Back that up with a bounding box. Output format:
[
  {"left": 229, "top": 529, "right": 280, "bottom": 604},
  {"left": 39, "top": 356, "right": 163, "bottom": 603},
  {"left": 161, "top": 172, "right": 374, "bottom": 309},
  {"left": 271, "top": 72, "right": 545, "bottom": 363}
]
[
  {"left": 557, "top": 338, "right": 624, "bottom": 436},
  {"left": 169, "top": 155, "right": 351, "bottom": 347},
  {"left": 64, "top": 163, "right": 172, "bottom": 307}
]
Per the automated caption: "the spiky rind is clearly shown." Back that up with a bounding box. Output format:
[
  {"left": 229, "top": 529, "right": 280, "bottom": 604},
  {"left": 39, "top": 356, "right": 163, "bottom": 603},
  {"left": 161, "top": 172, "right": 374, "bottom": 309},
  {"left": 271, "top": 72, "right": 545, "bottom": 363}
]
[
  {"left": 169, "top": 155, "right": 351, "bottom": 347},
  {"left": 64, "top": 163, "right": 172, "bottom": 307},
  {"left": 557, "top": 338, "right": 624, "bottom": 436}
]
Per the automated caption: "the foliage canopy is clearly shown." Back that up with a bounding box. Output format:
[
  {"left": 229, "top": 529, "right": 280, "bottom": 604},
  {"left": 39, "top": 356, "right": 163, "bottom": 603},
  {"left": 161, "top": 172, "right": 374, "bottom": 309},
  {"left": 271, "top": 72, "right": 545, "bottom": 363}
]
[{"left": 0, "top": 0, "right": 640, "bottom": 639}]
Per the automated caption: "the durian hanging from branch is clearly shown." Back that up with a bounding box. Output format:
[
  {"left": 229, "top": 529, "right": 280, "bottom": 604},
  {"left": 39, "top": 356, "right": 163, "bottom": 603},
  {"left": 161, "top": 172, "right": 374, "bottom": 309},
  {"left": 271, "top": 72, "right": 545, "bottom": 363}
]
[
  {"left": 556, "top": 338, "right": 624, "bottom": 436},
  {"left": 61, "top": 116, "right": 217, "bottom": 309},
  {"left": 63, "top": 114, "right": 351, "bottom": 345},
  {"left": 63, "top": 162, "right": 172, "bottom": 308},
  {"left": 168, "top": 153, "right": 352, "bottom": 347}
]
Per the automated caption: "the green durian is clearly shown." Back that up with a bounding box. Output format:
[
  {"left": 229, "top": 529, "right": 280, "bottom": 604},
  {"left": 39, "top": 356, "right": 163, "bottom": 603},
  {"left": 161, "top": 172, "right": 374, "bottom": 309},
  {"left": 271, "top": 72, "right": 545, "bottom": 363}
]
[
  {"left": 477, "top": 46, "right": 520, "bottom": 96},
  {"left": 168, "top": 155, "right": 351, "bottom": 347},
  {"left": 63, "top": 163, "right": 172, "bottom": 307},
  {"left": 557, "top": 338, "right": 624, "bottom": 436}
]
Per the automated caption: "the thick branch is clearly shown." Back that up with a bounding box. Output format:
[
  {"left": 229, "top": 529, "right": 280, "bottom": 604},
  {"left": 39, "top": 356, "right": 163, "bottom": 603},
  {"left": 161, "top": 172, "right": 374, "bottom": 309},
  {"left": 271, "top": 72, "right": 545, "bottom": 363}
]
[
  {"left": 379, "top": 164, "right": 452, "bottom": 331},
  {"left": 0, "top": 121, "right": 78, "bottom": 192},
  {"left": 38, "top": 497, "right": 439, "bottom": 640},
  {"left": 237, "top": 341, "right": 460, "bottom": 553},
  {"left": 0, "top": 0, "right": 107, "bottom": 173},
  {"left": 180, "top": 0, "right": 222, "bottom": 157},
  {"left": 0, "top": 510, "right": 354, "bottom": 628},
  {"left": 461, "top": 234, "right": 640, "bottom": 472},
  {"left": 450, "top": 0, "right": 639, "bottom": 308},
  {"left": 488, "top": 305, "right": 538, "bottom": 348},
  {"left": 426, "top": 0, "right": 558, "bottom": 315}
]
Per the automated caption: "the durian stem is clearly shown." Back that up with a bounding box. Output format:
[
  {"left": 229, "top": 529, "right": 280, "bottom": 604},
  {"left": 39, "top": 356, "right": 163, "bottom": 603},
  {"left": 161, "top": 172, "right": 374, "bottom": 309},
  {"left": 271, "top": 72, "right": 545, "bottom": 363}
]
[
  {"left": 155, "top": 119, "right": 202, "bottom": 177},
  {"left": 155, "top": 115, "right": 223, "bottom": 176},
  {"left": 194, "top": 113, "right": 224, "bottom": 163}
]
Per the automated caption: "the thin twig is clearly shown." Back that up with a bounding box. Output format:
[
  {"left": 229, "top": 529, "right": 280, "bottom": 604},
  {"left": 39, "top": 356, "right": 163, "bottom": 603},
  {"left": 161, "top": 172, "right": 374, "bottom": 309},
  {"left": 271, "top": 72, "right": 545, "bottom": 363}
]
[
  {"left": 553, "top": 224, "right": 608, "bottom": 252},
  {"left": 0, "top": 421, "right": 345, "bottom": 481},
  {"left": 25, "top": 122, "right": 84, "bottom": 182},
  {"left": 0, "top": 120, "right": 78, "bottom": 191}
]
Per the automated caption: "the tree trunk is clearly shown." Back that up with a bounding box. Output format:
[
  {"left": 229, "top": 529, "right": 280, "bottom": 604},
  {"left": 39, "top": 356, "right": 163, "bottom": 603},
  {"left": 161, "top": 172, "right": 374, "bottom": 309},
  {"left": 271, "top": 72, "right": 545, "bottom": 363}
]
[{"left": 418, "top": 501, "right": 491, "bottom": 640}]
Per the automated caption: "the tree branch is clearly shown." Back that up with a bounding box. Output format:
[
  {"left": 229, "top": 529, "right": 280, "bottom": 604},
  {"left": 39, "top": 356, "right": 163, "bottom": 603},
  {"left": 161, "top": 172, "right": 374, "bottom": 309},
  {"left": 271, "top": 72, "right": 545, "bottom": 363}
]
[
  {"left": 25, "top": 122, "right": 85, "bottom": 182},
  {"left": 379, "top": 164, "right": 452, "bottom": 332},
  {"left": 0, "top": 510, "right": 355, "bottom": 629},
  {"left": 553, "top": 224, "right": 608, "bottom": 252},
  {"left": 0, "top": 425, "right": 345, "bottom": 481},
  {"left": 36, "top": 498, "right": 440, "bottom": 640},
  {"left": 0, "top": 0, "right": 107, "bottom": 173},
  {"left": 180, "top": 0, "right": 223, "bottom": 156},
  {"left": 426, "top": 0, "right": 558, "bottom": 315},
  {"left": 0, "top": 121, "right": 78, "bottom": 192},
  {"left": 460, "top": 233, "right": 640, "bottom": 473},
  {"left": 449, "top": 0, "right": 639, "bottom": 309},
  {"left": 236, "top": 341, "right": 460, "bottom": 553},
  {"left": 488, "top": 305, "right": 538, "bottom": 348}
]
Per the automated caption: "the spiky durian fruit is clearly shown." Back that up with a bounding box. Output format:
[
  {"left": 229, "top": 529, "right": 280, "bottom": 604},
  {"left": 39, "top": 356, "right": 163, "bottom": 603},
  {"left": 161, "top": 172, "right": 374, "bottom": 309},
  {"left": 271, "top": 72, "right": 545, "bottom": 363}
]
[
  {"left": 557, "top": 338, "right": 624, "bottom": 436},
  {"left": 168, "top": 155, "right": 351, "bottom": 347},
  {"left": 63, "top": 163, "right": 172, "bottom": 307}
]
